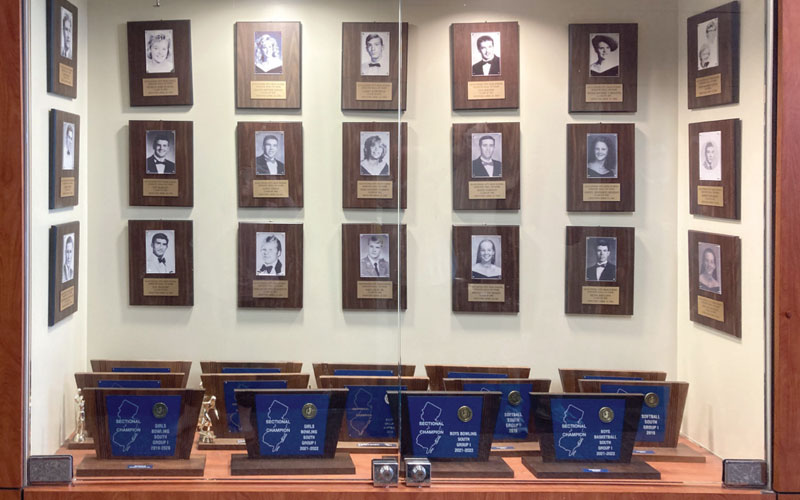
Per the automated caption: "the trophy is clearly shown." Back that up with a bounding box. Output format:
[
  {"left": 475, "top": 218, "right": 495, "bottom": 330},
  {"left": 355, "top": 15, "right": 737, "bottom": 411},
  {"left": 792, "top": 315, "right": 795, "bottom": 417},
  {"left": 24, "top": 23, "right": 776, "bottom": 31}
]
[
  {"left": 198, "top": 395, "right": 218, "bottom": 444},
  {"left": 73, "top": 389, "right": 86, "bottom": 443}
]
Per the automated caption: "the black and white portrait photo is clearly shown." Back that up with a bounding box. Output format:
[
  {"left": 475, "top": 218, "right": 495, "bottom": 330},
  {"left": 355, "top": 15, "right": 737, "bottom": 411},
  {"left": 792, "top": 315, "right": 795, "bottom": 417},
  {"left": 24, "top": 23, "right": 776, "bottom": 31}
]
[
  {"left": 62, "top": 233, "right": 75, "bottom": 283},
  {"left": 60, "top": 7, "right": 73, "bottom": 60},
  {"left": 255, "top": 232, "right": 286, "bottom": 276},
  {"left": 470, "top": 31, "right": 501, "bottom": 76},
  {"left": 359, "top": 233, "right": 390, "bottom": 278},
  {"left": 360, "top": 131, "right": 390, "bottom": 176},
  {"left": 145, "top": 229, "right": 176, "bottom": 274},
  {"left": 255, "top": 131, "right": 285, "bottom": 176},
  {"left": 254, "top": 31, "right": 283, "bottom": 74},
  {"left": 585, "top": 237, "right": 617, "bottom": 282},
  {"left": 697, "top": 18, "right": 719, "bottom": 70},
  {"left": 471, "top": 133, "right": 503, "bottom": 178},
  {"left": 145, "top": 130, "right": 176, "bottom": 175},
  {"left": 698, "top": 130, "right": 722, "bottom": 181},
  {"left": 589, "top": 33, "right": 619, "bottom": 77},
  {"left": 586, "top": 133, "right": 618, "bottom": 178},
  {"left": 698, "top": 242, "right": 722, "bottom": 294},
  {"left": 62, "top": 122, "right": 75, "bottom": 171},
  {"left": 360, "top": 32, "right": 390, "bottom": 76},
  {"left": 145, "top": 29, "right": 174, "bottom": 74},
  {"left": 471, "top": 235, "right": 502, "bottom": 280}
]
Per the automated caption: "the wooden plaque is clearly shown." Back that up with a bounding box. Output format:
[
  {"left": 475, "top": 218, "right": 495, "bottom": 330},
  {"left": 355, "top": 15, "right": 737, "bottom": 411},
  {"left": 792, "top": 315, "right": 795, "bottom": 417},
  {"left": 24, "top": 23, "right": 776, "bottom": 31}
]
[
  {"left": 48, "top": 221, "right": 79, "bottom": 326},
  {"left": 312, "top": 363, "right": 415, "bottom": 389},
  {"left": 46, "top": 0, "right": 77, "bottom": 98},
  {"left": 236, "top": 22, "right": 301, "bottom": 109},
  {"left": 567, "top": 123, "right": 635, "bottom": 212},
  {"left": 565, "top": 226, "right": 634, "bottom": 315},
  {"left": 49, "top": 110, "right": 80, "bottom": 208},
  {"left": 341, "top": 224, "right": 407, "bottom": 310},
  {"left": 127, "top": 20, "right": 193, "bottom": 107},
  {"left": 568, "top": 24, "right": 638, "bottom": 113},
  {"left": 688, "top": 230, "right": 741, "bottom": 337},
  {"left": 687, "top": 2, "right": 740, "bottom": 109},
  {"left": 425, "top": 365, "right": 530, "bottom": 391},
  {"left": 341, "top": 23, "right": 408, "bottom": 111},
  {"left": 444, "top": 377, "right": 550, "bottom": 394},
  {"left": 558, "top": 368, "right": 667, "bottom": 393},
  {"left": 128, "top": 220, "right": 193, "bottom": 306},
  {"left": 237, "top": 223, "right": 302, "bottom": 309},
  {"left": 129, "top": 121, "right": 193, "bottom": 207},
  {"left": 452, "top": 122, "right": 520, "bottom": 210},
  {"left": 342, "top": 122, "right": 407, "bottom": 209},
  {"left": 452, "top": 225, "right": 519, "bottom": 313},
  {"left": 237, "top": 122, "right": 303, "bottom": 208},
  {"left": 689, "top": 119, "right": 740, "bottom": 219},
  {"left": 90, "top": 360, "right": 193, "bottom": 387},
  {"left": 451, "top": 22, "right": 519, "bottom": 110},
  {"left": 200, "top": 361, "right": 303, "bottom": 374}
]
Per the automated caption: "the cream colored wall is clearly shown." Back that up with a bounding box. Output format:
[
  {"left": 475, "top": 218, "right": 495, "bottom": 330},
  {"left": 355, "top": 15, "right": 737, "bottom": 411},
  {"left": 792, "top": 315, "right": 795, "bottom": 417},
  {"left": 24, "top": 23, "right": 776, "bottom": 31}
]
[
  {"left": 29, "top": 0, "right": 89, "bottom": 455},
  {"left": 675, "top": 0, "right": 767, "bottom": 459}
]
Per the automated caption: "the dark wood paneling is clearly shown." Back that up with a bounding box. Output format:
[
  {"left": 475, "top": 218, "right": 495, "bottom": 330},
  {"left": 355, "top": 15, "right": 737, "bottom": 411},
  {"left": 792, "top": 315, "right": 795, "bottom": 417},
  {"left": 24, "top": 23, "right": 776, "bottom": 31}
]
[
  {"left": 312, "top": 363, "right": 415, "bottom": 389},
  {"left": 687, "top": 2, "right": 740, "bottom": 109},
  {"left": 687, "top": 230, "right": 741, "bottom": 338},
  {"left": 90, "top": 360, "right": 192, "bottom": 388},
  {"left": 342, "top": 122, "right": 407, "bottom": 209},
  {"left": 558, "top": 369, "right": 667, "bottom": 393},
  {"left": 127, "top": 20, "right": 193, "bottom": 106},
  {"left": 49, "top": 110, "right": 80, "bottom": 208},
  {"left": 200, "top": 361, "right": 303, "bottom": 374},
  {"left": 46, "top": 0, "right": 78, "bottom": 98},
  {"left": 341, "top": 224, "right": 407, "bottom": 310},
  {"left": 425, "top": 365, "right": 530, "bottom": 392},
  {"left": 48, "top": 221, "right": 79, "bottom": 325},
  {"left": 236, "top": 22, "right": 301, "bottom": 109},
  {"left": 237, "top": 223, "right": 303, "bottom": 309},
  {"left": 688, "top": 119, "right": 740, "bottom": 219},
  {"left": 128, "top": 220, "right": 194, "bottom": 306},
  {"left": 129, "top": 121, "right": 193, "bottom": 207},
  {"left": 237, "top": 122, "right": 303, "bottom": 208}
]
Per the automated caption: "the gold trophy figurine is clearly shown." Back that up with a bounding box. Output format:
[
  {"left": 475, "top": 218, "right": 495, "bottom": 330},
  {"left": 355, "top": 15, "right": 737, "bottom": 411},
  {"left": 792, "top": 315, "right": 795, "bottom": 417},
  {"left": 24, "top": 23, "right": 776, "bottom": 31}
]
[
  {"left": 73, "top": 389, "right": 86, "bottom": 443},
  {"left": 198, "top": 395, "right": 218, "bottom": 444}
]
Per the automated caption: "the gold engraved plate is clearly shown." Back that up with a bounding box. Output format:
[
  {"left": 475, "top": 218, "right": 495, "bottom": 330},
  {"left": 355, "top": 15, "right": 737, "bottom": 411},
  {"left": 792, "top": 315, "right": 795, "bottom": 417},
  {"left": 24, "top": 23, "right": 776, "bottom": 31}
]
[
  {"left": 585, "top": 84, "right": 623, "bottom": 103},
  {"left": 251, "top": 81, "right": 287, "bottom": 100},
  {"left": 60, "top": 177, "right": 76, "bottom": 197},
  {"left": 152, "top": 402, "right": 169, "bottom": 419},
  {"left": 253, "top": 180, "right": 289, "bottom": 198},
  {"left": 252, "top": 280, "right": 289, "bottom": 299},
  {"left": 696, "top": 74, "right": 722, "bottom": 97},
  {"left": 468, "top": 284, "right": 505, "bottom": 302},
  {"left": 357, "top": 281, "right": 393, "bottom": 299},
  {"left": 302, "top": 403, "right": 317, "bottom": 419},
  {"left": 697, "top": 295, "right": 725, "bottom": 322},
  {"left": 698, "top": 186, "right": 724, "bottom": 207},
  {"left": 644, "top": 392, "right": 659, "bottom": 408},
  {"left": 467, "top": 81, "right": 505, "bottom": 100},
  {"left": 58, "top": 63, "right": 74, "bottom": 86},
  {"left": 143, "top": 179, "right": 179, "bottom": 197},
  {"left": 356, "top": 82, "right": 392, "bottom": 101},
  {"left": 583, "top": 184, "right": 621, "bottom": 202},
  {"left": 508, "top": 390, "right": 522, "bottom": 407},
  {"left": 60, "top": 286, "right": 75, "bottom": 311},
  {"left": 142, "top": 78, "right": 179, "bottom": 97},
  {"left": 598, "top": 407, "right": 615, "bottom": 423},
  {"left": 143, "top": 278, "right": 179, "bottom": 297},
  {"left": 581, "top": 286, "right": 620, "bottom": 305},
  {"left": 457, "top": 405, "right": 473, "bottom": 423},
  {"left": 469, "top": 181, "right": 506, "bottom": 200},
  {"left": 357, "top": 181, "right": 393, "bottom": 199}
]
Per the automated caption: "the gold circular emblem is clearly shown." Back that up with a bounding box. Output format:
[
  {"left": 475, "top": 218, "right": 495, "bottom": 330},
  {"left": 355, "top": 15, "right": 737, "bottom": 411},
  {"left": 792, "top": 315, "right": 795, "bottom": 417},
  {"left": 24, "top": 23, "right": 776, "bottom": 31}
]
[
  {"left": 644, "top": 392, "right": 660, "bottom": 408},
  {"left": 457, "top": 405, "right": 473, "bottom": 423},
  {"left": 302, "top": 403, "right": 317, "bottom": 419},
  {"left": 152, "top": 402, "right": 168, "bottom": 419},
  {"left": 598, "top": 406, "right": 614, "bottom": 424},
  {"left": 508, "top": 390, "right": 522, "bottom": 406}
]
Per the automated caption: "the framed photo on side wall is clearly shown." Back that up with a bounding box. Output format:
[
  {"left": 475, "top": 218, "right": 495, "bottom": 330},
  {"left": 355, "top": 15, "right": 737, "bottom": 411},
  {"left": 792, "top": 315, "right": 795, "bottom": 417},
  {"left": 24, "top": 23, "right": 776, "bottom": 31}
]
[
  {"left": 688, "top": 230, "right": 741, "bottom": 338},
  {"left": 49, "top": 109, "right": 80, "bottom": 208},
  {"left": 687, "top": 2, "right": 740, "bottom": 109},
  {"left": 49, "top": 221, "right": 79, "bottom": 325},
  {"left": 688, "top": 118, "right": 740, "bottom": 219},
  {"left": 47, "top": 0, "right": 78, "bottom": 98}
]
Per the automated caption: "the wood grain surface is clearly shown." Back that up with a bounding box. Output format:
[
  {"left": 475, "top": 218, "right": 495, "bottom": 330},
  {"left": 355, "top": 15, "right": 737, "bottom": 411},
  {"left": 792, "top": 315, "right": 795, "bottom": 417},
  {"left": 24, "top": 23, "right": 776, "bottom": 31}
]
[
  {"left": 200, "top": 361, "right": 303, "bottom": 374},
  {"left": 236, "top": 22, "right": 301, "bottom": 109},
  {"left": 127, "top": 20, "right": 193, "bottom": 106},
  {"left": 128, "top": 220, "right": 194, "bottom": 306},
  {"left": 49, "top": 109, "right": 80, "bottom": 208},
  {"left": 425, "top": 365, "right": 530, "bottom": 391},
  {"left": 46, "top": 0, "right": 78, "bottom": 98},
  {"left": 687, "top": 2, "right": 740, "bottom": 109},
  {"left": 90, "top": 360, "right": 193, "bottom": 388},
  {"left": 342, "top": 122, "right": 407, "bottom": 209},
  {"left": 687, "top": 230, "right": 741, "bottom": 338},
  {"left": 688, "top": 119, "right": 740, "bottom": 219},
  {"left": 312, "top": 363, "right": 415, "bottom": 389},
  {"left": 341, "top": 224, "right": 407, "bottom": 310},
  {"left": 129, "top": 121, "right": 193, "bottom": 207},
  {"left": 48, "top": 221, "right": 79, "bottom": 325},
  {"left": 237, "top": 223, "right": 303, "bottom": 308},
  {"left": 558, "top": 368, "right": 667, "bottom": 393}
]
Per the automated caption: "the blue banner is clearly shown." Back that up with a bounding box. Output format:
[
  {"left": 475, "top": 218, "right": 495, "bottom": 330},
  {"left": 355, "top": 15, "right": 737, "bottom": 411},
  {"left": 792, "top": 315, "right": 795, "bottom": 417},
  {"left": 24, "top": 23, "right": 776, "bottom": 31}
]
[
  {"left": 464, "top": 382, "right": 531, "bottom": 439},
  {"left": 254, "top": 393, "right": 330, "bottom": 457},
  {"left": 550, "top": 398, "right": 625, "bottom": 461},
  {"left": 98, "top": 380, "right": 161, "bottom": 388},
  {"left": 345, "top": 385, "right": 405, "bottom": 439},
  {"left": 106, "top": 395, "right": 181, "bottom": 457},
  {"left": 111, "top": 367, "right": 170, "bottom": 373},
  {"left": 600, "top": 384, "right": 670, "bottom": 442},
  {"left": 224, "top": 380, "right": 288, "bottom": 432},
  {"left": 406, "top": 395, "right": 483, "bottom": 458},
  {"left": 222, "top": 367, "right": 281, "bottom": 374},
  {"left": 333, "top": 369, "right": 393, "bottom": 376},
  {"left": 582, "top": 375, "right": 644, "bottom": 381},
  {"left": 446, "top": 372, "right": 508, "bottom": 379}
]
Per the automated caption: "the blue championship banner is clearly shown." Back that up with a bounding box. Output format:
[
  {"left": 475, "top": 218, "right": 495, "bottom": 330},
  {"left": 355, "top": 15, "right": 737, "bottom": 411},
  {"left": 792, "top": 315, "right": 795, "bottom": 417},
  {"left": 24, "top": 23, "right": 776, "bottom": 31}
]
[
  {"left": 344, "top": 385, "right": 405, "bottom": 439},
  {"left": 254, "top": 393, "right": 330, "bottom": 456},
  {"left": 106, "top": 394, "right": 182, "bottom": 457},
  {"left": 406, "top": 395, "right": 483, "bottom": 458},
  {"left": 98, "top": 380, "right": 161, "bottom": 388},
  {"left": 550, "top": 397, "right": 625, "bottom": 461},
  {"left": 111, "top": 367, "right": 170, "bottom": 373},
  {"left": 447, "top": 372, "right": 508, "bottom": 379},
  {"left": 600, "top": 384, "right": 670, "bottom": 443},
  {"left": 222, "top": 367, "right": 281, "bottom": 374},
  {"left": 333, "top": 369, "right": 393, "bottom": 376},
  {"left": 225, "top": 380, "right": 288, "bottom": 432},
  {"left": 463, "top": 382, "right": 531, "bottom": 439}
]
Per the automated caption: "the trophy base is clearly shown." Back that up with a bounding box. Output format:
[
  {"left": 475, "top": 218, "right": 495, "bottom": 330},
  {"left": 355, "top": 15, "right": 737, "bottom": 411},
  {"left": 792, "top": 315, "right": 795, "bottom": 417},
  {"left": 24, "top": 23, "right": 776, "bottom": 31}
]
[
  {"left": 399, "top": 457, "right": 513, "bottom": 479},
  {"left": 632, "top": 443, "right": 707, "bottom": 463},
  {"left": 337, "top": 440, "right": 398, "bottom": 454},
  {"left": 522, "top": 456, "right": 661, "bottom": 480},
  {"left": 65, "top": 436, "right": 95, "bottom": 450},
  {"left": 490, "top": 440, "right": 541, "bottom": 457},
  {"left": 230, "top": 453, "right": 355, "bottom": 476},
  {"left": 76, "top": 456, "right": 206, "bottom": 477},
  {"left": 197, "top": 437, "right": 246, "bottom": 450}
]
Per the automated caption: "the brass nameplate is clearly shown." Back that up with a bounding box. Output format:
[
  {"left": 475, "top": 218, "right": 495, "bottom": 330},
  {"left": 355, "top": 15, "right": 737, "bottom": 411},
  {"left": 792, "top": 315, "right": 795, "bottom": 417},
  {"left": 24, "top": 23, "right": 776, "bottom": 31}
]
[
  {"left": 696, "top": 74, "right": 722, "bottom": 97},
  {"left": 581, "top": 286, "right": 620, "bottom": 305},
  {"left": 58, "top": 63, "right": 74, "bottom": 87},
  {"left": 357, "top": 181, "right": 393, "bottom": 199},
  {"left": 60, "top": 286, "right": 75, "bottom": 311},
  {"left": 469, "top": 181, "right": 506, "bottom": 200},
  {"left": 468, "top": 284, "right": 505, "bottom": 303},
  {"left": 253, "top": 280, "right": 289, "bottom": 299},
  {"left": 253, "top": 179, "right": 289, "bottom": 198},
  {"left": 357, "top": 281, "right": 393, "bottom": 299},
  {"left": 356, "top": 82, "right": 392, "bottom": 101},
  {"left": 143, "top": 278, "right": 179, "bottom": 297},
  {"left": 698, "top": 295, "right": 724, "bottom": 322},
  {"left": 585, "top": 84, "right": 623, "bottom": 103},
  {"left": 60, "top": 177, "right": 76, "bottom": 198},
  {"left": 251, "top": 81, "right": 287, "bottom": 100},
  {"left": 698, "top": 185, "right": 724, "bottom": 207},
  {"left": 467, "top": 81, "right": 506, "bottom": 100},
  {"left": 583, "top": 183, "right": 621, "bottom": 202},
  {"left": 143, "top": 179, "right": 179, "bottom": 197},
  {"left": 142, "top": 78, "right": 179, "bottom": 97}
]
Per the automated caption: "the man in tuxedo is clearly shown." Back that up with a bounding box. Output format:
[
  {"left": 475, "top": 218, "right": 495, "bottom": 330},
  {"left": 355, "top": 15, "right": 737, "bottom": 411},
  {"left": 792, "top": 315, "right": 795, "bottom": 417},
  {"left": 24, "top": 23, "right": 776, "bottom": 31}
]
[
  {"left": 255, "top": 134, "right": 285, "bottom": 175},
  {"left": 361, "top": 33, "right": 389, "bottom": 76},
  {"left": 471, "top": 35, "right": 500, "bottom": 76},
  {"left": 360, "top": 235, "right": 389, "bottom": 277},
  {"left": 62, "top": 235, "right": 74, "bottom": 283},
  {"left": 146, "top": 232, "right": 174, "bottom": 274},
  {"left": 256, "top": 234, "right": 284, "bottom": 276},
  {"left": 146, "top": 133, "right": 176, "bottom": 174},
  {"left": 472, "top": 135, "right": 502, "bottom": 177},
  {"left": 586, "top": 239, "right": 616, "bottom": 281}
]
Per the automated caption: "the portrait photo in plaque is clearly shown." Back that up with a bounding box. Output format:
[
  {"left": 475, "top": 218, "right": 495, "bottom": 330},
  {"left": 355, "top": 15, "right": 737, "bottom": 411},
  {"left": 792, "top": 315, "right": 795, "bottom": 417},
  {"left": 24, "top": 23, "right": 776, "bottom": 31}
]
[
  {"left": 254, "top": 131, "right": 285, "bottom": 176},
  {"left": 586, "top": 133, "right": 618, "bottom": 179},
  {"left": 145, "top": 229, "right": 176, "bottom": 274},
  {"left": 62, "top": 122, "right": 75, "bottom": 171},
  {"left": 698, "top": 242, "right": 722, "bottom": 294},
  {"left": 255, "top": 232, "right": 286, "bottom": 277},
  {"left": 62, "top": 233, "right": 75, "bottom": 283},
  {"left": 698, "top": 130, "right": 722, "bottom": 181},
  {"left": 471, "top": 235, "right": 502, "bottom": 280},
  {"left": 60, "top": 7, "right": 73, "bottom": 59},
  {"left": 589, "top": 33, "right": 620, "bottom": 77},
  {"left": 470, "top": 31, "right": 501, "bottom": 76},
  {"left": 360, "top": 31, "right": 390, "bottom": 76},
  {"left": 359, "top": 131, "right": 390, "bottom": 176},
  {"left": 697, "top": 18, "right": 719, "bottom": 70},
  {"left": 471, "top": 133, "right": 502, "bottom": 178},
  {"left": 145, "top": 130, "right": 176, "bottom": 175},
  {"left": 254, "top": 31, "right": 283, "bottom": 74},
  {"left": 585, "top": 237, "right": 617, "bottom": 282},
  {"left": 359, "top": 234, "right": 390, "bottom": 278},
  {"left": 144, "top": 29, "right": 174, "bottom": 74}
]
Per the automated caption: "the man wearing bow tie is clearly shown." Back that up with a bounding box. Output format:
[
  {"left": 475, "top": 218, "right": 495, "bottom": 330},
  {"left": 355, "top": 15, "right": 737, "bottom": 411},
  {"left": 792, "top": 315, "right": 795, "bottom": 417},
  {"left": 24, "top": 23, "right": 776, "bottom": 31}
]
[
  {"left": 360, "top": 33, "right": 389, "bottom": 76},
  {"left": 360, "top": 235, "right": 390, "bottom": 278},
  {"left": 255, "top": 134, "right": 285, "bottom": 176},
  {"left": 471, "top": 35, "right": 501, "bottom": 76},
  {"left": 256, "top": 234, "right": 284, "bottom": 276},
  {"left": 586, "top": 239, "right": 617, "bottom": 281},
  {"left": 146, "top": 232, "right": 175, "bottom": 274},
  {"left": 472, "top": 135, "right": 502, "bottom": 178},
  {"left": 146, "top": 132, "right": 176, "bottom": 175}
]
